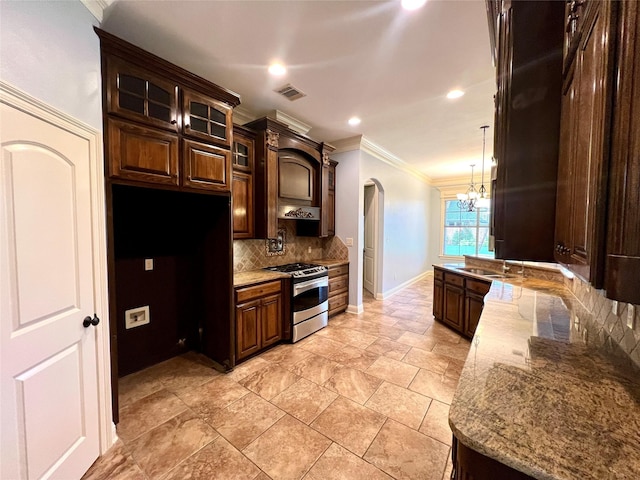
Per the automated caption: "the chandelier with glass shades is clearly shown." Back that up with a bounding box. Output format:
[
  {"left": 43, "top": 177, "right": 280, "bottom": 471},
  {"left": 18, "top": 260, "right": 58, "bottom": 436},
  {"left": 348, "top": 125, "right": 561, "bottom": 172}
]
[{"left": 457, "top": 125, "right": 490, "bottom": 212}]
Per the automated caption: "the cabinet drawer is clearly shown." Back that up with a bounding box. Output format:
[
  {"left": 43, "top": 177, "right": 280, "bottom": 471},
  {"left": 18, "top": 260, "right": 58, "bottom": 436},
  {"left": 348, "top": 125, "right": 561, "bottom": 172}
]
[
  {"left": 444, "top": 272, "right": 465, "bottom": 288},
  {"left": 329, "top": 291, "right": 348, "bottom": 315},
  {"left": 329, "top": 264, "right": 349, "bottom": 278},
  {"left": 329, "top": 274, "right": 348, "bottom": 295},
  {"left": 434, "top": 268, "right": 444, "bottom": 280},
  {"left": 236, "top": 280, "right": 281, "bottom": 303},
  {"left": 466, "top": 278, "right": 491, "bottom": 295}
]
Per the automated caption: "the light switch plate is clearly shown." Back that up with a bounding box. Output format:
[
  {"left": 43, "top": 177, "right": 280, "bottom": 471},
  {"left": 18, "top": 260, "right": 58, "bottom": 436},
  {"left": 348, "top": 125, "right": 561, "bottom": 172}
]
[
  {"left": 144, "top": 258, "right": 154, "bottom": 271},
  {"left": 345, "top": 237, "right": 354, "bottom": 246}
]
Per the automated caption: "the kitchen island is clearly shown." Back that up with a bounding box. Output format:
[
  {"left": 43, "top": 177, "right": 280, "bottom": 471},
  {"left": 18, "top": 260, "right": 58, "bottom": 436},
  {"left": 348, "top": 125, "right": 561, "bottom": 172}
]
[{"left": 442, "top": 264, "right": 640, "bottom": 479}]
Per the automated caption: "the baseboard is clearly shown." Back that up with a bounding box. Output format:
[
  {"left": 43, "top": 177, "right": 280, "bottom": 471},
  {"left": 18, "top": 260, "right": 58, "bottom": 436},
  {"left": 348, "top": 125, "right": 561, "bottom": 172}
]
[
  {"left": 378, "top": 270, "right": 431, "bottom": 300},
  {"left": 346, "top": 304, "right": 364, "bottom": 314}
]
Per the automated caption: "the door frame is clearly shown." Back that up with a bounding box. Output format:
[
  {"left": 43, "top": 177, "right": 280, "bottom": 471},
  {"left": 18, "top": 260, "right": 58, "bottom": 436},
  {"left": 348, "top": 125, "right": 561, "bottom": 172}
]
[
  {"left": 0, "top": 81, "right": 116, "bottom": 454},
  {"left": 362, "top": 179, "right": 384, "bottom": 298}
]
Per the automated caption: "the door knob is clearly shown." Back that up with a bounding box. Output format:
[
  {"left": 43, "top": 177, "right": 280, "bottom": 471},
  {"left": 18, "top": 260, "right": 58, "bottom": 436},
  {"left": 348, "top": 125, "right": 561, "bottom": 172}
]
[{"left": 83, "top": 314, "right": 100, "bottom": 328}]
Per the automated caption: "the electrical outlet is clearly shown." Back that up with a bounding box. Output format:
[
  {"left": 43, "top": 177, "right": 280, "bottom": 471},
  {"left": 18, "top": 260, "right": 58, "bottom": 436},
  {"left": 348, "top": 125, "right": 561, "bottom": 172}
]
[
  {"left": 628, "top": 304, "right": 636, "bottom": 329},
  {"left": 346, "top": 237, "right": 354, "bottom": 246},
  {"left": 307, "top": 246, "right": 312, "bottom": 254},
  {"left": 144, "top": 258, "right": 154, "bottom": 271},
  {"left": 125, "top": 306, "right": 150, "bottom": 329}
]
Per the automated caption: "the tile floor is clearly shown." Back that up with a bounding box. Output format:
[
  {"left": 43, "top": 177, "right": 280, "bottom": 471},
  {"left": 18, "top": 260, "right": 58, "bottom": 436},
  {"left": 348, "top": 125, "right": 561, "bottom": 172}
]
[{"left": 83, "top": 276, "right": 469, "bottom": 480}]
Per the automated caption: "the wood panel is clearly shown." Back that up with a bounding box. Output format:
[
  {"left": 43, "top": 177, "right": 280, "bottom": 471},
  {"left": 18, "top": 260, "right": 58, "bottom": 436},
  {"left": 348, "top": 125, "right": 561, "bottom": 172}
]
[
  {"left": 182, "top": 139, "right": 230, "bottom": 191},
  {"left": 444, "top": 284, "right": 464, "bottom": 331},
  {"left": 107, "top": 118, "right": 179, "bottom": 186},
  {"left": 261, "top": 293, "right": 282, "bottom": 348},
  {"left": 236, "top": 300, "right": 261, "bottom": 360},
  {"left": 232, "top": 171, "right": 253, "bottom": 239},
  {"left": 433, "top": 279, "right": 444, "bottom": 321}
]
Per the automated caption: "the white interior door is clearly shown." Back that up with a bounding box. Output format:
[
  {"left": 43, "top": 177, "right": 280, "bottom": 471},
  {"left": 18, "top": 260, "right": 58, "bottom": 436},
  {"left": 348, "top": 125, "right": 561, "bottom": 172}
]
[
  {"left": 1, "top": 98, "right": 101, "bottom": 479},
  {"left": 363, "top": 184, "right": 376, "bottom": 294}
]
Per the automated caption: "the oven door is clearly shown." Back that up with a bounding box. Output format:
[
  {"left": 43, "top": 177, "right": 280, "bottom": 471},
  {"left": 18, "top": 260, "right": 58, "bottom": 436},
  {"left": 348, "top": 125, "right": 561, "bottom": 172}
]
[{"left": 292, "top": 276, "right": 329, "bottom": 325}]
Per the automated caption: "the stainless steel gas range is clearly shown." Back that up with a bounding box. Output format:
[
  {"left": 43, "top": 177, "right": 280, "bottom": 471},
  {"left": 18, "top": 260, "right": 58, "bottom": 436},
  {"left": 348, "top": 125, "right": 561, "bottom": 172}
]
[{"left": 263, "top": 263, "right": 328, "bottom": 342}]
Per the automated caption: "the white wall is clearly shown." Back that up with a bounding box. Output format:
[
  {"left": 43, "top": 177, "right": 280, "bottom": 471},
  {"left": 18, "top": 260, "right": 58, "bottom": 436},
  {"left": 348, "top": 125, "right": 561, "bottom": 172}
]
[
  {"left": 334, "top": 147, "right": 440, "bottom": 311},
  {"left": 0, "top": 0, "right": 102, "bottom": 130}
]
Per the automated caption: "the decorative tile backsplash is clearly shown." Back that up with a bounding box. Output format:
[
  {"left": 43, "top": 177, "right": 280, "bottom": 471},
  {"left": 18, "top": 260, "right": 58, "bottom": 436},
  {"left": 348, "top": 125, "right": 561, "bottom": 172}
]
[
  {"left": 566, "top": 275, "right": 640, "bottom": 367},
  {"left": 233, "top": 220, "right": 348, "bottom": 272}
]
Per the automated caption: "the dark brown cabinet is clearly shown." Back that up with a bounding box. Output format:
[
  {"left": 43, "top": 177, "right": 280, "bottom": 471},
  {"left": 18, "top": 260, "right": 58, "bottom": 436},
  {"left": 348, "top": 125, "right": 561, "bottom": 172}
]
[
  {"left": 328, "top": 263, "right": 349, "bottom": 317},
  {"left": 235, "top": 280, "right": 283, "bottom": 361},
  {"left": 322, "top": 159, "right": 337, "bottom": 237},
  {"left": 554, "top": 0, "right": 616, "bottom": 287},
  {"left": 232, "top": 126, "right": 255, "bottom": 239},
  {"left": 605, "top": 0, "right": 640, "bottom": 304},
  {"left": 183, "top": 88, "right": 232, "bottom": 148},
  {"left": 451, "top": 436, "right": 535, "bottom": 480},
  {"left": 97, "top": 28, "right": 239, "bottom": 194},
  {"left": 490, "top": 0, "right": 565, "bottom": 261},
  {"left": 107, "top": 117, "right": 179, "bottom": 185},
  {"left": 433, "top": 267, "right": 491, "bottom": 339}
]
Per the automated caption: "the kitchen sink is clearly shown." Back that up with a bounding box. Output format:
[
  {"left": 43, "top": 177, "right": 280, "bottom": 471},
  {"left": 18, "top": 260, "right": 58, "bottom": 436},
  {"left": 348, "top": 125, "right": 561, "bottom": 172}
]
[{"left": 454, "top": 266, "right": 516, "bottom": 280}]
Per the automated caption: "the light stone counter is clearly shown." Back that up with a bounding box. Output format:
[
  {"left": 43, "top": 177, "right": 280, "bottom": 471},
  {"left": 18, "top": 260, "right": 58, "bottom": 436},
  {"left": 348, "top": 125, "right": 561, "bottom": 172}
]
[
  {"left": 233, "top": 269, "right": 290, "bottom": 288},
  {"left": 443, "top": 264, "right": 640, "bottom": 479},
  {"left": 311, "top": 258, "right": 349, "bottom": 268}
]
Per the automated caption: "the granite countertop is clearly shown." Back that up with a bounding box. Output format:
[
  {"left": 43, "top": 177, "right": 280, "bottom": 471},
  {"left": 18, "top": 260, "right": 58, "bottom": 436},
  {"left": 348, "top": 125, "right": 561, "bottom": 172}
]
[
  {"left": 233, "top": 269, "right": 290, "bottom": 288},
  {"left": 442, "top": 264, "right": 640, "bottom": 479},
  {"left": 311, "top": 258, "right": 349, "bottom": 268}
]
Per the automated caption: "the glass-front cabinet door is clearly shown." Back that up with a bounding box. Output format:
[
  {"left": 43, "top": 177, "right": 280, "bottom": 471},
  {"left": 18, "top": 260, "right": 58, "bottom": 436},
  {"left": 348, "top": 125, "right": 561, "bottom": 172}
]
[
  {"left": 107, "top": 56, "right": 179, "bottom": 131},
  {"left": 183, "top": 88, "right": 232, "bottom": 147}
]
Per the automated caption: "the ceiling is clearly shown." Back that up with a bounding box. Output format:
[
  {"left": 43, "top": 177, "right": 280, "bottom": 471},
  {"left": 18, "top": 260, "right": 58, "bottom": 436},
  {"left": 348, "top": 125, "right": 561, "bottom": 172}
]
[{"left": 101, "top": 0, "right": 495, "bottom": 181}]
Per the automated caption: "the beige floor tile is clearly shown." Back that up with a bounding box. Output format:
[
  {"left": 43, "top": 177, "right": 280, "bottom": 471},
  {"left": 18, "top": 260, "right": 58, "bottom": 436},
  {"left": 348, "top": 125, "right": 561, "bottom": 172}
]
[
  {"left": 395, "top": 331, "right": 438, "bottom": 351},
  {"left": 442, "top": 452, "right": 454, "bottom": 480},
  {"left": 366, "top": 356, "right": 419, "bottom": 388},
  {"left": 118, "top": 369, "right": 164, "bottom": 408},
  {"left": 425, "top": 323, "right": 462, "bottom": 344},
  {"left": 393, "top": 318, "right": 431, "bottom": 334},
  {"left": 117, "top": 389, "right": 188, "bottom": 442},
  {"left": 364, "top": 419, "right": 450, "bottom": 480},
  {"left": 163, "top": 436, "right": 261, "bottom": 480},
  {"left": 208, "top": 392, "right": 286, "bottom": 449},
  {"left": 365, "top": 338, "right": 411, "bottom": 360},
  {"left": 258, "top": 344, "right": 313, "bottom": 366},
  {"left": 240, "top": 363, "right": 300, "bottom": 400},
  {"left": 365, "top": 381, "right": 432, "bottom": 430},
  {"left": 177, "top": 375, "right": 250, "bottom": 421},
  {"left": 304, "top": 443, "right": 392, "bottom": 480},
  {"left": 81, "top": 440, "right": 145, "bottom": 480},
  {"left": 444, "top": 358, "right": 465, "bottom": 379},
  {"left": 289, "top": 353, "right": 341, "bottom": 385},
  {"left": 243, "top": 415, "right": 331, "bottom": 480},
  {"left": 329, "top": 345, "right": 380, "bottom": 371},
  {"left": 300, "top": 336, "right": 347, "bottom": 357},
  {"left": 324, "top": 367, "right": 382, "bottom": 404},
  {"left": 310, "top": 396, "right": 385, "bottom": 457},
  {"left": 432, "top": 340, "right": 472, "bottom": 361},
  {"left": 225, "top": 357, "right": 271, "bottom": 382},
  {"left": 271, "top": 378, "right": 338, "bottom": 424},
  {"left": 143, "top": 355, "right": 220, "bottom": 394},
  {"left": 419, "top": 400, "right": 452, "bottom": 446},
  {"left": 402, "top": 348, "right": 451, "bottom": 374},
  {"left": 408, "top": 369, "right": 459, "bottom": 405},
  {"left": 127, "top": 410, "right": 217, "bottom": 479}
]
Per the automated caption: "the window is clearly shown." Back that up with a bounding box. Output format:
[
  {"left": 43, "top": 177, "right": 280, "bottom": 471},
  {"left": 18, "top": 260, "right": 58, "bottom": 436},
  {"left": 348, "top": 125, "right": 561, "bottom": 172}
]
[{"left": 442, "top": 199, "right": 492, "bottom": 257}]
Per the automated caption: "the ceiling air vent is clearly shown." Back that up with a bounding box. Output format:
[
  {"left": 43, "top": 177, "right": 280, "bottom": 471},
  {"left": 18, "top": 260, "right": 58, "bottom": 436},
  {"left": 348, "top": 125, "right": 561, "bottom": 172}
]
[{"left": 274, "top": 83, "right": 306, "bottom": 101}]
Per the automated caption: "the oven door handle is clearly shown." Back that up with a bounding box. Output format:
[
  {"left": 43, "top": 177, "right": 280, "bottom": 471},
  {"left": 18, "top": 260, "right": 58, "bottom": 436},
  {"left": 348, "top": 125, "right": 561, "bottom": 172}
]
[{"left": 293, "top": 277, "right": 328, "bottom": 296}]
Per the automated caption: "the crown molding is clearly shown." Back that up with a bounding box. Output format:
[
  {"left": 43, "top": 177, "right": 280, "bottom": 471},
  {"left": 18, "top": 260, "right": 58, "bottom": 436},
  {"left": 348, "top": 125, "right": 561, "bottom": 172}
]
[
  {"left": 270, "top": 110, "right": 312, "bottom": 135},
  {"left": 80, "top": 0, "right": 110, "bottom": 22},
  {"left": 233, "top": 106, "right": 257, "bottom": 126},
  {"left": 331, "top": 135, "right": 432, "bottom": 185}
]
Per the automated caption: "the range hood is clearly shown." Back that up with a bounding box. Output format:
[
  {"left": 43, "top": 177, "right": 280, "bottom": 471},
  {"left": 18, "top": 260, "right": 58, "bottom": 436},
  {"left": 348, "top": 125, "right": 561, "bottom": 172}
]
[{"left": 277, "top": 204, "right": 320, "bottom": 221}]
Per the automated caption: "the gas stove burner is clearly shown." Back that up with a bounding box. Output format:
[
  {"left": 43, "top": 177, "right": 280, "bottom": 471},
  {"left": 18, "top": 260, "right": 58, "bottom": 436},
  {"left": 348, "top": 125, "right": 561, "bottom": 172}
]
[{"left": 264, "top": 262, "right": 328, "bottom": 279}]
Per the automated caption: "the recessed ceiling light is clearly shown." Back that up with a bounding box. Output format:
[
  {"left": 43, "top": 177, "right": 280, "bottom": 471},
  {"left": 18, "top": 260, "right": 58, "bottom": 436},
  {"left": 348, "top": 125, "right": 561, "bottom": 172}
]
[
  {"left": 447, "top": 89, "right": 465, "bottom": 99},
  {"left": 268, "top": 63, "right": 286, "bottom": 76},
  {"left": 348, "top": 117, "right": 361, "bottom": 126},
  {"left": 402, "top": 0, "right": 427, "bottom": 11}
]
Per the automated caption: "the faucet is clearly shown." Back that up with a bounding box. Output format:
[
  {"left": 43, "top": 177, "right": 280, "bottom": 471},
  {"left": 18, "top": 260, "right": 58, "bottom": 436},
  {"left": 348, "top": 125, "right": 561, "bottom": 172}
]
[{"left": 502, "top": 260, "right": 510, "bottom": 274}]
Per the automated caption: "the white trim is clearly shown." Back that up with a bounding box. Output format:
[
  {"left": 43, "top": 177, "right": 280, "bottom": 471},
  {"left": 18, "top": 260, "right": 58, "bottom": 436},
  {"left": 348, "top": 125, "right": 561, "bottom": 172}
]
[
  {"left": 271, "top": 110, "right": 312, "bottom": 135},
  {"left": 331, "top": 135, "right": 433, "bottom": 185},
  {"left": 346, "top": 304, "right": 364, "bottom": 315},
  {"left": 80, "top": 0, "right": 110, "bottom": 22},
  {"left": 377, "top": 271, "right": 431, "bottom": 300},
  {"left": 0, "top": 81, "right": 116, "bottom": 454}
]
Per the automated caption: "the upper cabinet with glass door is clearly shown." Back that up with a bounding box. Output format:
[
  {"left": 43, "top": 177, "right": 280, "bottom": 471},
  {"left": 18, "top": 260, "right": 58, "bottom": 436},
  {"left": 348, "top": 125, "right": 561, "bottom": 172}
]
[
  {"left": 106, "top": 56, "right": 179, "bottom": 132},
  {"left": 183, "top": 89, "right": 232, "bottom": 147}
]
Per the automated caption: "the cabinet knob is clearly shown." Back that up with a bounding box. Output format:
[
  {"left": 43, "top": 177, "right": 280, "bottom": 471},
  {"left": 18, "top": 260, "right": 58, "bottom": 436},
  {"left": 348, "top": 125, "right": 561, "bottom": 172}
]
[
  {"left": 170, "top": 119, "right": 177, "bottom": 125},
  {"left": 83, "top": 314, "right": 100, "bottom": 328}
]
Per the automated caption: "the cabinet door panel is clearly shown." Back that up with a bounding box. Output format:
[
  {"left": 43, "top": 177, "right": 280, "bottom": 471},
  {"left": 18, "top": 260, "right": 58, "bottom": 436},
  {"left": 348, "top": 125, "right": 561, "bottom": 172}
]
[
  {"left": 236, "top": 300, "right": 261, "bottom": 360},
  {"left": 183, "top": 89, "right": 232, "bottom": 147},
  {"left": 444, "top": 284, "right": 464, "bottom": 331},
  {"left": 232, "top": 171, "right": 254, "bottom": 239},
  {"left": 183, "top": 139, "right": 231, "bottom": 192},
  {"left": 464, "top": 293, "right": 485, "bottom": 338},
  {"left": 107, "top": 56, "right": 178, "bottom": 131},
  {"left": 107, "top": 118, "right": 179, "bottom": 185},
  {"left": 433, "top": 279, "right": 444, "bottom": 321},
  {"left": 261, "top": 293, "right": 282, "bottom": 347}
]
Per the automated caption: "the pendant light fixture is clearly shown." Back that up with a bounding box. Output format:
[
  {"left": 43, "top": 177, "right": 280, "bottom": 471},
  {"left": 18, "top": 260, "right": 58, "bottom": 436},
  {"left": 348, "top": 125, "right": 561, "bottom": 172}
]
[
  {"left": 457, "top": 164, "right": 478, "bottom": 212},
  {"left": 476, "top": 125, "right": 490, "bottom": 208}
]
